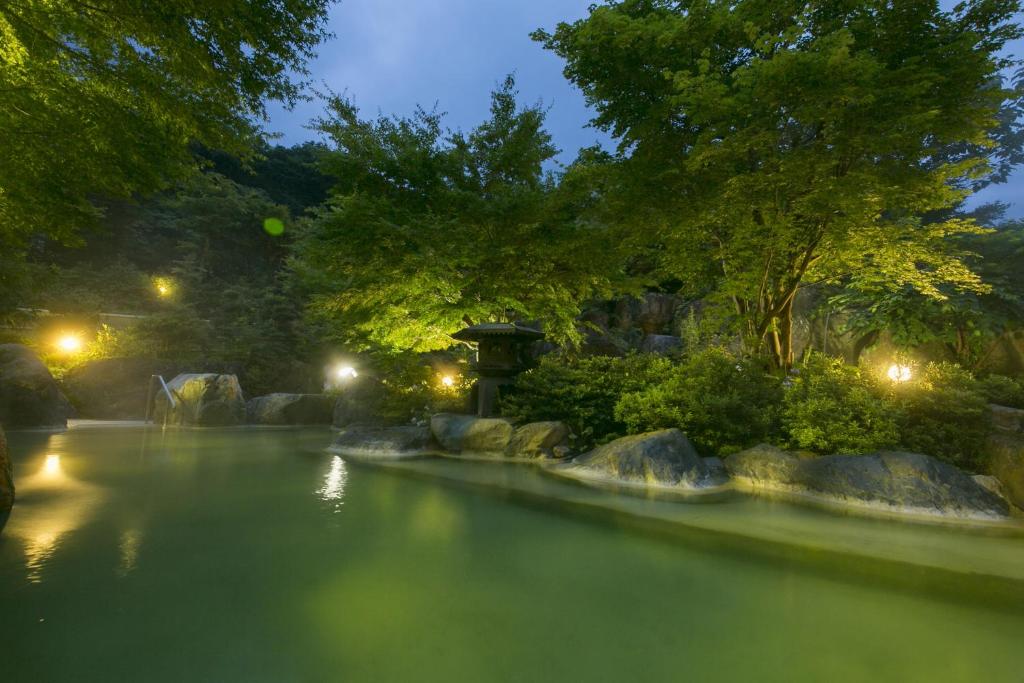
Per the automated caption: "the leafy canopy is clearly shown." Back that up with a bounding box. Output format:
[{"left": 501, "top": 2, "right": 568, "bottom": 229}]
[
  {"left": 292, "top": 77, "right": 620, "bottom": 352},
  {"left": 536, "top": 0, "right": 1022, "bottom": 367},
  {"left": 0, "top": 0, "right": 333, "bottom": 244}
]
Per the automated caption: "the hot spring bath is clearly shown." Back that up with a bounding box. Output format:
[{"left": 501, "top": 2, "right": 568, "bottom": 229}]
[{"left": 1, "top": 424, "right": 1023, "bottom": 682}]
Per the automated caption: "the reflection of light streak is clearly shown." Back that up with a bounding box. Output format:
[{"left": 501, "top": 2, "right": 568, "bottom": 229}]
[
  {"left": 8, "top": 451, "right": 103, "bottom": 583},
  {"left": 118, "top": 529, "right": 142, "bottom": 577},
  {"left": 43, "top": 453, "right": 62, "bottom": 477},
  {"left": 317, "top": 456, "right": 348, "bottom": 510}
]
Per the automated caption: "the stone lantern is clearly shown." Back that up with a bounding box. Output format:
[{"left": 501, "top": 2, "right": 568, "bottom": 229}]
[{"left": 452, "top": 322, "right": 545, "bottom": 417}]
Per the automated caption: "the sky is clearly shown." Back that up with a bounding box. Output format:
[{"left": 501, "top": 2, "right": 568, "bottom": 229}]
[{"left": 267, "top": 0, "right": 1023, "bottom": 218}]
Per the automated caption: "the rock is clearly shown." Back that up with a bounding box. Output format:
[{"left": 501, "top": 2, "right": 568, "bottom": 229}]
[
  {"left": 725, "top": 444, "right": 801, "bottom": 487},
  {"left": 639, "top": 334, "right": 683, "bottom": 356},
  {"left": 559, "top": 429, "right": 726, "bottom": 489},
  {"left": 0, "top": 426, "right": 12, "bottom": 532},
  {"left": 329, "top": 425, "right": 435, "bottom": 459},
  {"left": 990, "top": 404, "right": 1024, "bottom": 434},
  {"left": 247, "top": 393, "right": 334, "bottom": 425},
  {"left": 154, "top": 373, "right": 245, "bottom": 426},
  {"left": 61, "top": 357, "right": 192, "bottom": 419},
  {"left": 429, "top": 413, "right": 514, "bottom": 455},
  {"left": 332, "top": 378, "right": 401, "bottom": 428},
  {"left": 636, "top": 293, "right": 681, "bottom": 334},
  {"left": 0, "top": 344, "right": 73, "bottom": 428},
  {"left": 703, "top": 456, "right": 727, "bottom": 481},
  {"left": 972, "top": 474, "right": 1008, "bottom": 501},
  {"left": 507, "top": 421, "right": 572, "bottom": 459},
  {"left": 793, "top": 451, "right": 1009, "bottom": 518},
  {"left": 988, "top": 433, "right": 1024, "bottom": 510}
]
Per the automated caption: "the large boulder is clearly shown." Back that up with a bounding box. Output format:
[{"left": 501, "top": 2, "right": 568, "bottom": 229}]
[
  {"left": 154, "top": 373, "right": 245, "bottom": 426},
  {"left": 247, "top": 393, "right": 334, "bottom": 425},
  {"left": 428, "top": 414, "right": 572, "bottom": 459},
  {"left": 0, "top": 344, "right": 73, "bottom": 428},
  {"left": 792, "top": 451, "right": 1008, "bottom": 519},
  {"left": 329, "top": 425, "right": 436, "bottom": 459},
  {"left": 430, "top": 413, "right": 514, "bottom": 455},
  {"left": 0, "top": 426, "right": 12, "bottom": 532},
  {"left": 725, "top": 444, "right": 802, "bottom": 487},
  {"left": 332, "top": 378, "right": 400, "bottom": 428},
  {"left": 62, "top": 357, "right": 191, "bottom": 419},
  {"left": 558, "top": 429, "right": 727, "bottom": 489},
  {"left": 507, "top": 421, "right": 572, "bottom": 459}
]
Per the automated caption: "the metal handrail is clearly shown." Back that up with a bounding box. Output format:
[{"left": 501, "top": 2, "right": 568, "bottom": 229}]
[{"left": 144, "top": 375, "right": 177, "bottom": 425}]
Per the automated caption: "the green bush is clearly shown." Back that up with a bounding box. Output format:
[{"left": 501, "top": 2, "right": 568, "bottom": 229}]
[
  {"left": 614, "top": 347, "right": 783, "bottom": 455},
  {"left": 782, "top": 353, "right": 900, "bottom": 454},
  {"left": 893, "top": 362, "right": 991, "bottom": 471},
  {"left": 500, "top": 353, "right": 672, "bottom": 447},
  {"left": 977, "top": 374, "right": 1024, "bottom": 409}
]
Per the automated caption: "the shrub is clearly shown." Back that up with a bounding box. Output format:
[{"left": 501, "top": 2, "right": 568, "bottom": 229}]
[
  {"left": 977, "top": 374, "right": 1024, "bottom": 409},
  {"left": 500, "top": 353, "right": 672, "bottom": 447},
  {"left": 782, "top": 353, "right": 900, "bottom": 454},
  {"left": 614, "top": 347, "right": 783, "bottom": 455},
  {"left": 893, "top": 362, "right": 991, "bottom": 471}
]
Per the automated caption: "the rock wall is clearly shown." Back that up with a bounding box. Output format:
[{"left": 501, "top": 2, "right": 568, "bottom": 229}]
[
  {"left": 247, "top": 393, "right": 335, "bottom": 425},
  {"left": 62, "top": 357, "right": 194, "bottom": 419},
  {"left": 430, "top": 413, "right": 571, "bottom": 459},
  {"left": 726, "top": 446, "right": 1009, "bottom": 519},
  {"left": 0, "top": 344, "right": 73, "bottom": 428}
]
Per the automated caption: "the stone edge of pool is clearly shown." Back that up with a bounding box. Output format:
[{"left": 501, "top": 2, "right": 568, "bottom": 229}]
[{"left": 335, "top": 452, "right": 1024, "bottom": 612}]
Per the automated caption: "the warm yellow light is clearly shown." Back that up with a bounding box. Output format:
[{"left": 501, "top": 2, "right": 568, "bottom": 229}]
[
  {"left": 56, "top": 334, "right": 82, "bottom": 354},
  {"left": 440, "top": 375, "right": 455, "bottom": 387},
  {"left": 336, "top": 365, "right": 358, "bottom": 380},
  {"left": 43, "top": 454, "right": 62, "bottom": 477},
  {"left": 887, "top": 364, "right": 912, "bottom": 383},
  {"left": 153, "top": 277, "right": 174, "bottom": 298}
]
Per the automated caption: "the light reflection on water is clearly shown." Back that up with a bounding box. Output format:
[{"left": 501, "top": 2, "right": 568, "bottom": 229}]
[
  {"left": 317, "top": 456, "right": 348, "bottom": 511},
  {"left": 7, "top": 451, "right": 105, "bottom": 583}
]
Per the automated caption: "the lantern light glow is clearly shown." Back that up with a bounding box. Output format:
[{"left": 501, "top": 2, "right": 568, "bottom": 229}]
[
  {"left": 887, "top": 364, "right": 912, "bottom": 383},
  {"left": 56, "top": 334, "right": 83, "bottom": 354},
  {"left": 335, "top": 365, "right": 358, "bottom": 380}
]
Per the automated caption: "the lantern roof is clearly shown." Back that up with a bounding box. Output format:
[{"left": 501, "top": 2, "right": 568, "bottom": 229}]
[{"left": 452, "top": 322, "right": 545, "bottom": 342}]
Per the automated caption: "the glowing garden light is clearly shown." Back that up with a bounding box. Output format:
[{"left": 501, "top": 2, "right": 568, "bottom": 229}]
[
  {"left": 440, "top": 375, "right": 455, "bottom": 388},
  {"left": 335, "top": 365, "right": 358, "bottom": 380},
  {"left": 153, "top": 276, "right": 175, "bottom": 298},
  {"left": 56, "top": 333, "right": 83, "bottom": 354},
  {"left": 887, "top": 364, "right": 912, "bottom": 383}
]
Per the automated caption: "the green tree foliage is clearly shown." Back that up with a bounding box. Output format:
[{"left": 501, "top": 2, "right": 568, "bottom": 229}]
[
  {"left": 0, "top": 0, "right": 333, "bottom": 245},
  {"left": 500, "top": 353, "right": 672, "bottom": 447},
  {"left": 615, "top": 347, "right": 783, "bottom": 455},
  {"left": 535, "top": 0, "right": 1022, "bottom": 368},
  {"left": 291, "top": 77, "right": 620, "bottom": 353},
  {"left": 830, "top": 220, "right": 1024, "bottom": 368}
]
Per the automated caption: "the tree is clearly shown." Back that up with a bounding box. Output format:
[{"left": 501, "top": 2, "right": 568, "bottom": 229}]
[
  {"left": 535, "top": 0, "right": 1022, "bottom": 368},
  {"left": 0, "top": 0, "right": 333, "bottom": 246},
  {"left": 831, "top": 220, "right": 1024, "bottom": 369},
  {"left": 291, "top": 77, "right": 620, "bottom": 353}
]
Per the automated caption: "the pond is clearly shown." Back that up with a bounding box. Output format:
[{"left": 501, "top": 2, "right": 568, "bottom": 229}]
[{"left": 2, "top": 424, "right": 1023, "bottom": 682}]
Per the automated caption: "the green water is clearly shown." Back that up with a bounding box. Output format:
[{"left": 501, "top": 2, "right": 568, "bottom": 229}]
[{"left": 2, "top": 426, "right": 1023, "bottom": 682}]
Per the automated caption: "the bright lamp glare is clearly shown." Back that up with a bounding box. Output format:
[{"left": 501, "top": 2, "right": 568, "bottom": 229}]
[
  {"left": 440, "top": 375, "right": 455, "bottom": 387},
  {"left": 56, "top": 334, "right": 82, "bottom": 353},
  {"left": 887, "top": 364, "right": 912, "bottom": 383},
  {"left": 336, "top": 366, "right": 358, "bottom": 380}
]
